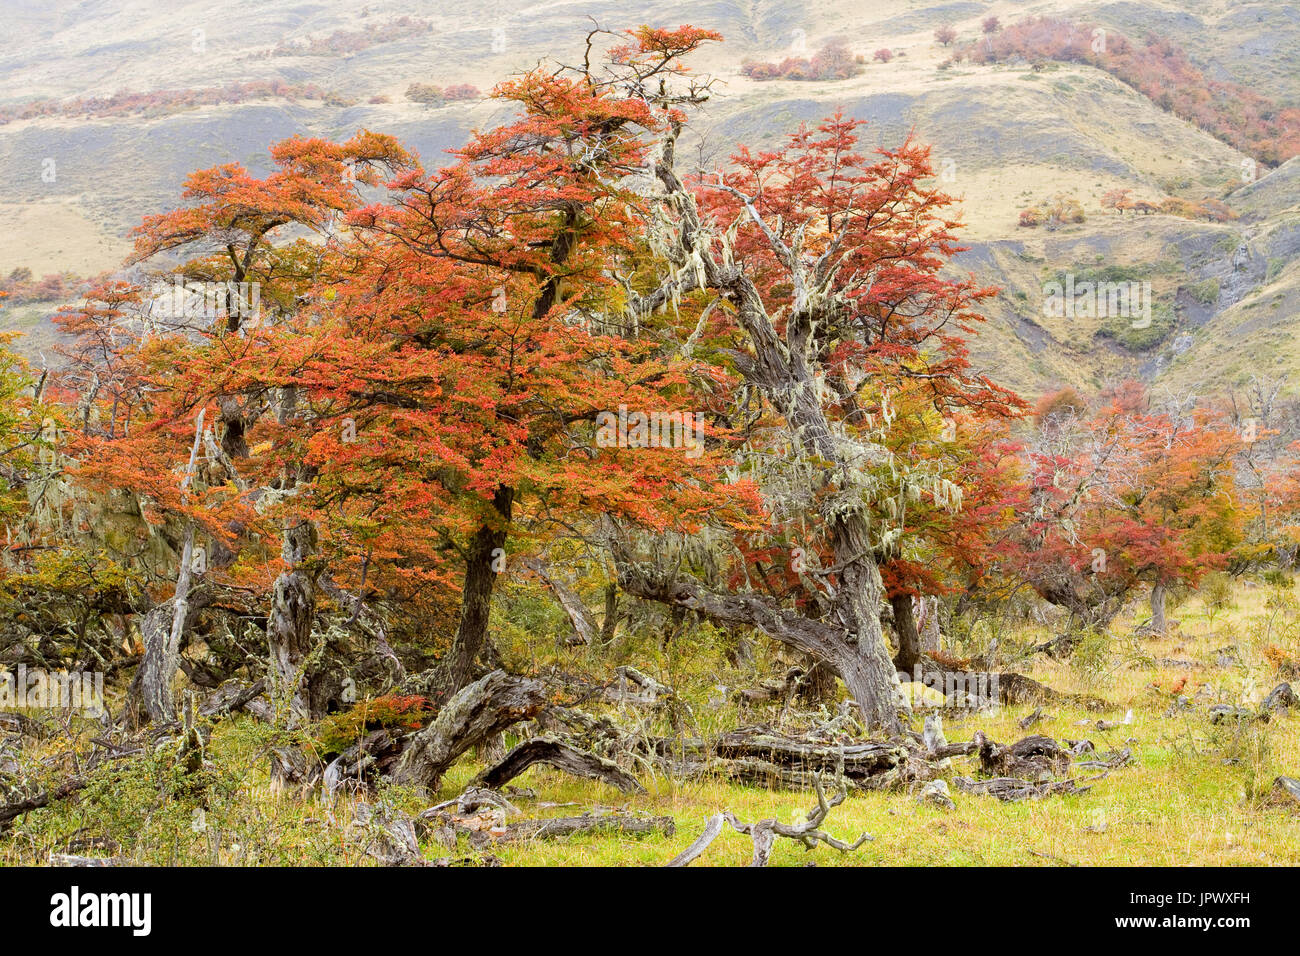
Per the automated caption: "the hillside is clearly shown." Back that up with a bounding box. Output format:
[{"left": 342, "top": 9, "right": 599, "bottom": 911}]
[{"left": 0, "top": 0, "right": 1297, "bottom": 396}]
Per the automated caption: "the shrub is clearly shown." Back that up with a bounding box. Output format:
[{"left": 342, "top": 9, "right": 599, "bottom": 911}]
[
  {"left": 443, "top": 83, "right": 480, "bottom": 100},
  {"left": 313, "top": 694, "right": 434, "bottom": 753},
  {"left": 1200, "top": 571, "right": 1234, "bottom": 625},
  {"left": 405, "top": 82, "right": 443, "bottom": 105}
]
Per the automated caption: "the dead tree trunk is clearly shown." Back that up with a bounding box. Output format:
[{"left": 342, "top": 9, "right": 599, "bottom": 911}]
[
  {"left": 601, "top": 583, "right": 621, "bottom": 643},
  {"left": 615, "top": 552, "right": 904, "bottom": 734},
  {"left": 919, "top": 595, "right": 941, "bottom": 654},
  {"left": 434, "top": 485, "right": 513, "bottom": 703},
  {"left": 523, "top": 557, "right": 598, "bottom": 645},
  {"left": 390, "top": 669, "right": 546, "bottom": 791},
  {"left": 268, "top": 518, "right": 320, "bottom": 726},
  {"left": 131, "top": 409, "right": 205, "bottom": 725}
]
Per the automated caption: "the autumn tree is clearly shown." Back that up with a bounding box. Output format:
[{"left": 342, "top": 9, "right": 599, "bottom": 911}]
[
  {"left": 605, "top": 104, "right": 1017, "bottom": 731},
  {"left": 63, "top": 132, "right": 416, "bottom": 723},
  {"left": 1008, "top": 383, "right": 1241, "bottom": 635}
]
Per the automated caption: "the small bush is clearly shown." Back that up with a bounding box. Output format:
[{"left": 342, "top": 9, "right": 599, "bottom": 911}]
[{"left": 405, "top": 82, "right": 443, "bottom": 105}]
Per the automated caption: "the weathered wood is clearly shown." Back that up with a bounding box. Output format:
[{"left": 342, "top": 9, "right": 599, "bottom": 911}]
[
  {"left": 723, "top": 774, "right": 871, "bottom": 866},
  {"left": 390, "top": 670, "right": 547, "bottom": 791},
  {"left": 1263, "top": 683, "right": 1296, "bottom": 714},
  {"left": 270, "top": 746, "right": 321, "bottom": 791},
  {"left": 975, "top": 731, "right": 1070, "bottom": 781},
  {"left": 477, "top": 735, "right": 645, "bottom": 794},
  {"left": 267, "top": 518, "right": 320, "bottom": 727},
  {"left": 423, "top": 808, "right": 675, "bottom": 846},
  {"left": 348, "top": 802, "right": 423, "bottom": 866},
  {"left": 647, "top": 725, "right": 918, "bottom": 792},
  {"left": 426, "top": 786, "right": 520, "bottom": 818},
  {"left": 323, "top": 729, "right": 404, "bottom": 794},
  {"left": 523, "top": 557, "right": 598, "bottom": 646},
  {"left": 132, "top": 408, "right": 206, "bottom": 726},
  {"left": 199, "top": 677, "right": 268, "bottom": 719},
  {"left": 665, "top": 813, "right": 726, "bottom": 867},
  {"left": 178, "top": 692, "right": 204, "bottom": 776},
  {"left": 48, "top": 853, "right": 125, "bottom": 867}
]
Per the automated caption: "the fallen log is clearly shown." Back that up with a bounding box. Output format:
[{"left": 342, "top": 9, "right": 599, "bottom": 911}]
[
  {"left": 390, "top": 670, "right": 547, "bottom": 791},
  {"left": 423, "top": 807, "right": 675, "bottom": 847},
  {"left": 974, "top": 731, "right": 1071, "bottom": 781},
  {"left": 1262, "top": 683, "right": 1296, "bottom": 714},
  {"left": 954, "top": 775, "right": 1090, "bottom": 802},
  {"left": 911, "top": 662, "right": 1104, "bottom": 711},
  {"left": 494, "top": 813, "right": 675, "bottom": 843},
  {"left": 48, "top": 853, "right": 126, "bottom": 867},
  {"left": 199, "top": 678, "right": 268, "bottom": 719},
  {"left": 477, "top": 735, "right": 645, "bottom": 794},
  {"left": 646, "top": 724, "right": 927, "bottom": 792}
]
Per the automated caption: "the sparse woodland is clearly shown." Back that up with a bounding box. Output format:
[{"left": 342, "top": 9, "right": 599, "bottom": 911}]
[{"left": 0, "top": 24, "right": 1298, "bottom": 868}]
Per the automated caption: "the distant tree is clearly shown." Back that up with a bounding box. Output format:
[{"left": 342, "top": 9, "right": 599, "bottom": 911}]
[
  {"left": 1008, "top": 384, "right": 1242, "bottom": 632},
  {"left": 982, "top": 16, "right": 1001, "bottom": 35},
  {"left": 934, "top": 25, "right": 957, "bottom": 46},
  {"left": 1100, "top": 188, "right": 1131, "bottom": 212},
  {"left": 810, "top": 38, "right": 860, "bottom": 79},
  {"left": 404, "top": 82, "right": 443, "bottom": 105},
  {"left": 442, "top": 83, "right": 480, "bottom": 100},
  {"left": 1034, "top": 386, "right": 1089, "bottom": 426},
  {"left": 873, "top": 48, "right": 894, "bottom": 63}
]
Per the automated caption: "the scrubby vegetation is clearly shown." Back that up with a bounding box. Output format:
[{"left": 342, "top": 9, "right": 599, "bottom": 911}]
[
  {"left": 0, "top": 81, "right": 342, "bottom": 126},
  {"left": 741, "top": 38, "right": 861, "bottom": 81},
  {"left": 960, "top": 16, "right": 1300, "bottom": 166}
]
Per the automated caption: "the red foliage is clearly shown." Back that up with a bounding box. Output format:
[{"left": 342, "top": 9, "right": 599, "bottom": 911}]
[
  {"left": 963, "top": 16, "right": 1299, "bottom": 165},
  {"left": 0, "top": 80, "right": 339, "bottom": 126},
  {"left": 742, "top": 39, "right": 862, "bottom": 81}
]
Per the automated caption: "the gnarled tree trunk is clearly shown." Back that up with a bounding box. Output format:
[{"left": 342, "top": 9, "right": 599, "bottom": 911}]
[
  {"left": 268, "top": 518, "right": 320, "bottom": 727},
  {"left": 434, "top": 485, "right": 513, "bottom": 703}
]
